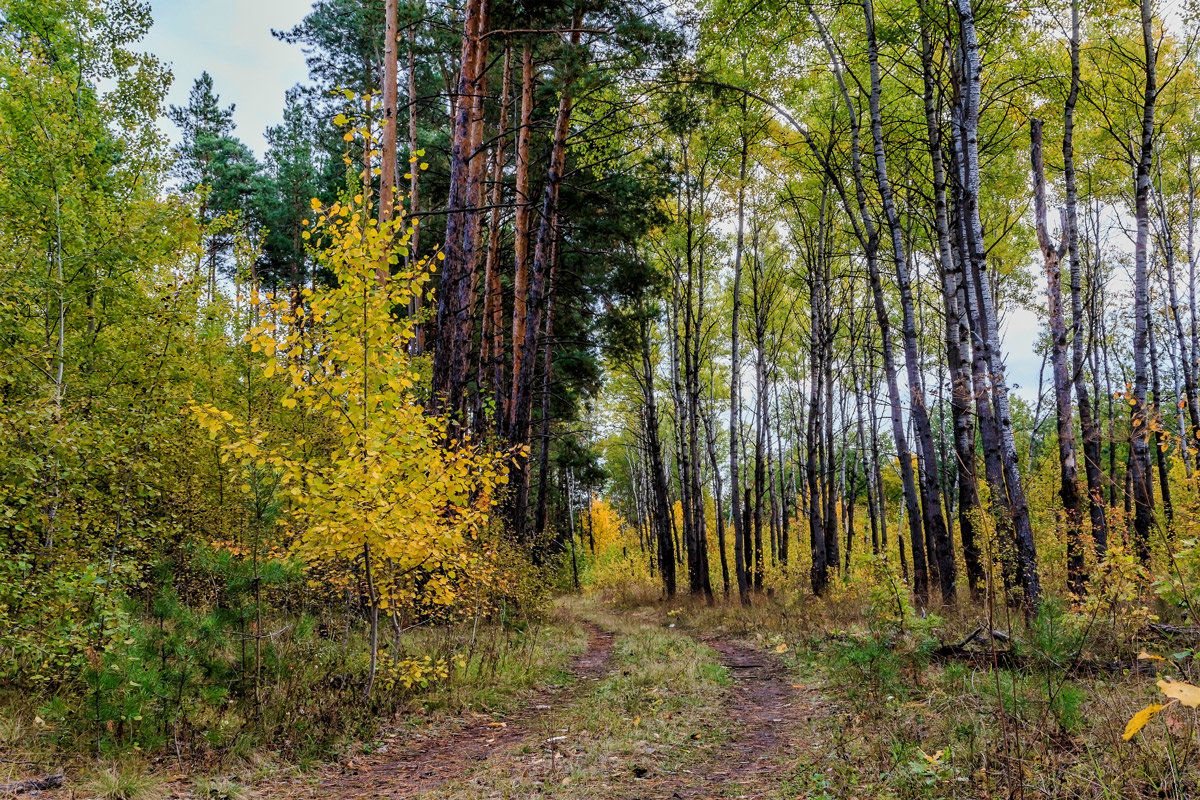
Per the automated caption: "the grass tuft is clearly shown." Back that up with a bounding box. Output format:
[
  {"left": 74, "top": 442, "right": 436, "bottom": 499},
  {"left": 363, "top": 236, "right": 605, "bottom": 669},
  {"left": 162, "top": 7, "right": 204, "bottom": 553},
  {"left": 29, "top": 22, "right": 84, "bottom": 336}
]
[
  {"left": 86, "top": 766, "right": 166, "bottom": 800},
  {"left": 192, "top": 775, "right": 247, "bottom": 800}
]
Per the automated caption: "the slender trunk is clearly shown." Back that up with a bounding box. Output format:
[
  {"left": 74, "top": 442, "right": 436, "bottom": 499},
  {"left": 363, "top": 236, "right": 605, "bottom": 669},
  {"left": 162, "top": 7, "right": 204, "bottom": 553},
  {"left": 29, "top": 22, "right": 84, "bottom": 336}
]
[
  {"left": 510, "top": 21, "right": 582, "bottom": 538},
  {"left": 1148, "top": 303, "right": 1173, "bottom": 526},
  {"left": 754, "top": 343, "right": 766, "bottom": 591},
  {"left": 363, "top": 544, "right": 379, "bottom": 700},
  {"left": 533, "top": 229, "right": 560, "bottom": 539},
  {"left": 921, "top": 11, "right": 982, "bottom": 599},
  {"left": 729, "top": 125, "right": 751, "bottom": 604},
  {"left": 509, "top": 41, "right": 536, "bottom": 431},
  {"left": 1159, "top": 162, "right": 1200, "bottom": 473},
  {"left": 565, "top": 471, "right": 580, "bottom": 590},
  {"left": 852, "top": 354, "right": 880, "bottom": 556},
  {"left": 641, "top": 326, "right": 676, "bottom": 596},
  {"left": 1063, "top": 0, "right": 1107, "bottom": 555},
  {"left": 406, "top": 23, "right": 424, "bottom": 352},
  {"left": 867, "top": 341, "right": 889, "bottom": 558},
  {"left": 1189, "top": 158, "right": 1200, "bottom": 475},
  {"left": 1031, "top": 119, "right": 1084, "bottom": 595},
  {"left": 812, "top": 3, "right": 928, "bottom": 602},
  {"left": 865, "top": 0, "right": 952, "bottom": 603},
  {"left": 1130, "top": 0, "right": 1158, "bottom": 561},
  {"left": 956, "top": 0, "right": 1040, "bottom": 608},
  {"left": 378, "top": 0, "right": 399, "bottom": 272},
  {"left": 807, "top": 360, "right": 827, "bottom": 596},
  {"left": 703, "top": 405, "right": 731, "bottom": 595},
  {"left": 775, "top": 390, "right": 791, "bottom": 568},
  {"left": 823, "top": 337, "right": 838, "bottom": 576}
]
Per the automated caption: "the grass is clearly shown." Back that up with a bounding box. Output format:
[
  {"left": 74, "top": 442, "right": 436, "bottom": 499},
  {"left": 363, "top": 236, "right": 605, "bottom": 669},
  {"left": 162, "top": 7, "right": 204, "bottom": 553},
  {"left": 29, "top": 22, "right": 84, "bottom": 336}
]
[
  {"left": 645, "top": 584, "right": 1200, "bottom": 800},
  {"left": 408, "top": 601, "right": 591, "bottom": 715},
  {"left": 0, "top": 605, "right": 588, "bottom": 797},
  {"left": 192, "top": 775, "right": 248, "bottom": 800},
  {"left": 11, "top": 581, "right": 1193, "bottom": 799},
  {"left": 426, "top": 596, "right": 734, "bottom": 798},
  {"left": 86, "top": 766, "right": 167, "bottom": 800}
]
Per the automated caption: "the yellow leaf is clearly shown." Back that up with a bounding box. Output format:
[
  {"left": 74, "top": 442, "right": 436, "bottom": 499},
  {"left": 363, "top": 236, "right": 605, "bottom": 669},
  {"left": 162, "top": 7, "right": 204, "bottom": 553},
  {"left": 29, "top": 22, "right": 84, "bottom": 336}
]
[
  {"left": 1138, "top": 652, "right": 1165, "bottom": 661},
  {"left": 1123, "top": 703, "right": 1165, "bottom": 740},
  {"left": 774, "top": 643, "right": 788, "bottom": 654},
  {"left": 1158, "top": 677, "right": 1200, "bottom": 707}
]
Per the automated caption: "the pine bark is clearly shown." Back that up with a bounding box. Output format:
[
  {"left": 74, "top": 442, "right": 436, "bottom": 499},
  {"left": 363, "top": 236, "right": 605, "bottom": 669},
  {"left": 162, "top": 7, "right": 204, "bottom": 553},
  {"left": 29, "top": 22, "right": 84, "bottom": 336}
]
[
  {"left": 509, "top": 21, "right": 582, "bottom": 538},
  {"left": 432, "top": 0, "right": 487, "bottom": 415},
  {"left": 509, "top": 41, "right": 536, "bottom": 432}
]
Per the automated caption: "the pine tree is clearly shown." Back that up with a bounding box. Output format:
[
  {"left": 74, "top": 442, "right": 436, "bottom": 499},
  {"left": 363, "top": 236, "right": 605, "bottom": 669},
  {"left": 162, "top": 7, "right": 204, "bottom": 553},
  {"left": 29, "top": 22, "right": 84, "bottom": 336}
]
[{"left": 168, "top": 72, "right": 260, "bottom": 295}]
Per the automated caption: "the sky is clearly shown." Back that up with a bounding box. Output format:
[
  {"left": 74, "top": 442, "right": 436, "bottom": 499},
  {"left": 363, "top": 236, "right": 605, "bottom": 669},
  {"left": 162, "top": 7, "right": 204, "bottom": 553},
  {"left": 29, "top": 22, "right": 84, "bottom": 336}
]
[
  {"left": 144, "top": 0, "right": 314, "bottom": 157},
  {"left": 140, "top": 0, "right": 1049, "bottom": 406}
]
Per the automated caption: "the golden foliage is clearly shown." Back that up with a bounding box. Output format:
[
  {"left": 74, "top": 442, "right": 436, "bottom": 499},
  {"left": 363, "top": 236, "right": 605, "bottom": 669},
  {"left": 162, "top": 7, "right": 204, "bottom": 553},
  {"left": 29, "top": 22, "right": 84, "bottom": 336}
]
[{"left": 192, "top": 196, "right": 511, "bottom": 616}]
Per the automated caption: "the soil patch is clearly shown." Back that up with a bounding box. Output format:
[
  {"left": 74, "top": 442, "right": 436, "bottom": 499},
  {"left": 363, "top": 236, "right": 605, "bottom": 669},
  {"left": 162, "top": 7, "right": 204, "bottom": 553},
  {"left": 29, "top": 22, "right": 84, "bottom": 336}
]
[{"left": 656, "top": 635, "right": 824, "bottom": 799}]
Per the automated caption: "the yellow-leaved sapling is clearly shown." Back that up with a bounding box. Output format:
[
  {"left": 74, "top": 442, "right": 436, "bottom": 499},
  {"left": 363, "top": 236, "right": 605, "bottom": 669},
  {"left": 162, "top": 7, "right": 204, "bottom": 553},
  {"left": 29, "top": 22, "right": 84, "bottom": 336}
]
[{"left": 192, "top": 194, "right": 511, "bottom": 699}]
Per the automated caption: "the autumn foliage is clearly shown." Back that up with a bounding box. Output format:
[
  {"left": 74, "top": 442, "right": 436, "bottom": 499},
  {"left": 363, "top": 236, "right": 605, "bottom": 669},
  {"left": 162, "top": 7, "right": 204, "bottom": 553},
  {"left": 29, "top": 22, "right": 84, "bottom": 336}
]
[{"left": 193, "top": 195, "right": 509, "bottom": 619}]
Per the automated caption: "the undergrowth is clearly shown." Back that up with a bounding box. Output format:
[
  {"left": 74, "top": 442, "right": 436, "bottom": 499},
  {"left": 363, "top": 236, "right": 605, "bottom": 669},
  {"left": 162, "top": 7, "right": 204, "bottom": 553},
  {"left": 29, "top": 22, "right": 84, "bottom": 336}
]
[
  {"left": 655, "top": 580, "right": 1200, "bottom": 800},
  {"left": 0, "top": 586, "right": 584, "bottom": 790}
]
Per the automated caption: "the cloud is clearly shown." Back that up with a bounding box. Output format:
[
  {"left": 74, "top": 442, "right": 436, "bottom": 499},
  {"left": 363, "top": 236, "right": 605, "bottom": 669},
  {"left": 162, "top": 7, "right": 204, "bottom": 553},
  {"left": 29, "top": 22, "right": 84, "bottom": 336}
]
[{"left": 145, "top": 0, "right": 313, "bottom": 157}]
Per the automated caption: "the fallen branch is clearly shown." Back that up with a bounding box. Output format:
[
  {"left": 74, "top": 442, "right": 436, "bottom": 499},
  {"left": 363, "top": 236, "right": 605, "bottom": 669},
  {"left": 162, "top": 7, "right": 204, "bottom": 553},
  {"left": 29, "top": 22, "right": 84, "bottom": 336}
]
[
  {"left": 931, "top": 626, "right": 984, "bottom": 658},
  {"left": 1148, "top": 623, "right": 1200, "bottom": 638},
  {"left": 930, "top": 647, "right": 1025, "bottom": 670},
  {"left": 0, "top": 773, "right": 64, "bottom": 795}
]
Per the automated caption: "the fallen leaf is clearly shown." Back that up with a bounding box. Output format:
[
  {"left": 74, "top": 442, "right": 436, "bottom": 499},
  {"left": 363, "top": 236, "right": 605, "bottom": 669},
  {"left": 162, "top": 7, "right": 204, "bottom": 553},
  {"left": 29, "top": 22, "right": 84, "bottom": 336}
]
[
  {"left": 1124, "top": 703, "right": 1165, "bottom": 740},
  {"left": 1158, "top": 677, "right": 1200, "bottom": 707}
]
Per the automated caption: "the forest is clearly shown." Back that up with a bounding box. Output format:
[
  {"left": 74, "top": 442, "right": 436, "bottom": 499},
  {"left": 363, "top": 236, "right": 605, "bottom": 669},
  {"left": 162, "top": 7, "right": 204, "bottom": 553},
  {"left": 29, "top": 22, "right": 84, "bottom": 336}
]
[{"left": 4, "top": 0, "right": 1200, "bottom": 796}]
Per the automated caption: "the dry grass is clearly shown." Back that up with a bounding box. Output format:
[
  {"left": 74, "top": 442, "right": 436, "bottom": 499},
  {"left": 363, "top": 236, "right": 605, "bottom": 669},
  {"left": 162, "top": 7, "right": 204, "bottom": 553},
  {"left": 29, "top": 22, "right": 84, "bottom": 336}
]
[
  {"left": 85, "top": 766, "right": 167, "bottom": 800},
  {"left": 646, "top": 585, "right": 1200, "bottom": 800},
  {"left": 422, "top": 595, "right": 734, "bottom": 798}
]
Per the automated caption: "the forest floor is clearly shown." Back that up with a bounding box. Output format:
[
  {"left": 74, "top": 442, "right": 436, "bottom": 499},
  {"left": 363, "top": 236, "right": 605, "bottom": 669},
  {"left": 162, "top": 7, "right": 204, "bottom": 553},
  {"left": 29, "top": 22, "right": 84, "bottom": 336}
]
[
  {"left": 255, "top": 597, "right": 832, "bottom": 800},
  {"left": 6, "top": 593, "right": 1188, "bottom": 798}
]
